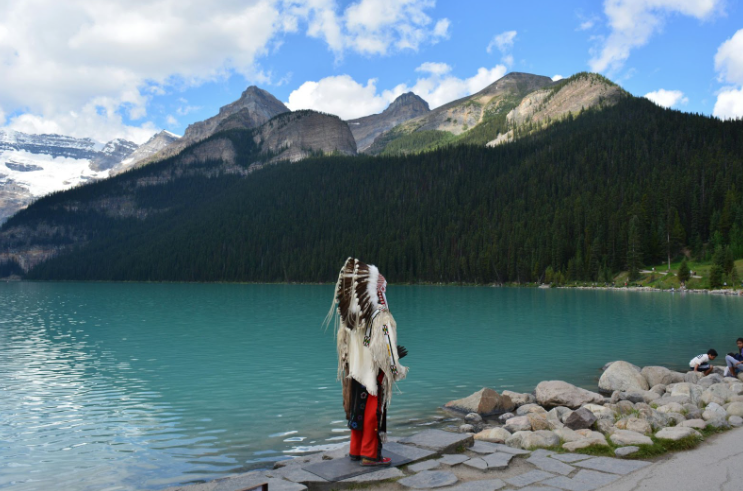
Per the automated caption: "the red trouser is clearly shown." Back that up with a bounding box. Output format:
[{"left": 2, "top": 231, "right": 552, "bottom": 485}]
[{"left": 349, "top": 389, "right": 380, "bottom": 459}]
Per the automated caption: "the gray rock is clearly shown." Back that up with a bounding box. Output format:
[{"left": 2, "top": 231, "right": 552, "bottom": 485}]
[
  {"left": 564, "top": 407, "right": 597, "bottom": 430},
  {"left": 550, "top": 453, "right": 593, "bottom": 462},
  {"left": 599, "top": 361, "right": 650, "bottom": 394},
  {"left": 654, "top": 395, "right": 691, "bottom": 406},
  {"left": 408, "top": 459, "right": 441, "bottom": 472},
  {"left": 698, "top": 373, "right": 725, "bottom": 388},
  {"left": 683, "top": 371, "right": 704, "bottom": 384},
  {"left": 527, "top": 413, "right": 551, "bottom": 431},
  {"left": 574, "top": 456, "right": 651, "bottom": 474},
  {"left": 609, "top": 429, "right": 653, "bottom": 446},
  {"left": 615, "top": 446, "right": 640, "bottom": 457},
  {"left": 680, "top": 419, "right": 707, "bottom": 429},
  {"left": 465, "top": 413, "right": 483, "bottom": 424},
  {"left": 444, "top": 480, "right": 506, "bottom": 491},
  {"left": 506, "top": 430, "right": 560, "bottom": 449},
  {"left": 701, "top": 384, "right": 734, "bottom": 405},
  {"left": 683, "top": 403, "right": 702, "bottom": 420},
  {"left": 348, "top": 92, "right": 430, "bottom": 152},
  {"left": 504, "top": 470, "right": 556, "bottom": 487},
  {"left": 641, "top": 366, "right": 684, "bottom": 387},
  {"left": 498, "top": 412, "right": 515, "bottom": 422},
  {"left": 602, "top": 361, "right": 641, "bottom": 372},
  {"left": 501, "top": 390, "right": 536, "bottom": 407},
  {"left": 649, "top": 384, "right": 667, "bottom": 395},
  {"left": 655, "top": 426, "right": 702, "bottom": 441},
  {"left": 485, "top": 443, "right": 530, "bottom": 455},
  {"left": 437, "top": 454, "right": 470, "bottom": 466},
  {"left": 516, "top": 403, "right": 547, "bottom": 416},
  {"left": 398, "top": 471, "right": 458, "bottom": 489},
  {"left": 459, "top": 424, "right": 475, "bottom": 433},
  {"left": 562, "top": 432, "right": 609, "bottom": 451},
  {"left": 729, "top": 415, "right": 743, "bottom": 427},
  {"left": 398, "top": 430, "right": 474, "bottom": 453},
  {"left": 706, "top": 418, "right": 731, "bottom": 429},
  {"left": 595, "top": 419, "right": 616, "bottom": 435},
  {"left": 207, "top": 476, "right": 308, "bottom": 491},
  {"left": 614, "top": 416, "right": 652, "bottom": 434},
  {"left": 616, "top": 400, "right": 636, "bottom": 414},
  {"left": 725, "top": 401, "right": 743, "bottom": 417},
  {"left": 535, "top": 381, "right": 604, "bottom": 409},
  {"left": 504, "top": 415, "right": 532, "bottom": 432},
  {"left": 445, "top": 388, "right": 515, "bottom": 416},
  {"left": 340, "top": 467, "right": 405, "bottom": 483},
  {"left": 702, "top": 402, "right": 727, "bottom": 421}
]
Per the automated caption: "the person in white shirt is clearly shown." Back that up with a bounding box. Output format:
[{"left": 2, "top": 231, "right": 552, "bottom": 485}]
[{"left": 689, "top": 349, "right": 718, "bottom": 376}]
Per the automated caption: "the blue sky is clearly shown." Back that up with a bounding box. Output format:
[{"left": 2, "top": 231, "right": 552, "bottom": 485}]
[{"left": 0, "top": 0, "right": 741, "bottom": 144}]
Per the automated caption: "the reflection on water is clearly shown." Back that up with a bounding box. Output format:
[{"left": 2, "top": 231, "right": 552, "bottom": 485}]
[{"left": 1, "top": 282, "right": 742, "bottom": 490}]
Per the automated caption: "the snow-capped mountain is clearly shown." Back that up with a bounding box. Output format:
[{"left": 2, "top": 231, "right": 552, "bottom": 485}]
[{"left": 0, "top": 129, "right": 180, "bottom": 224}]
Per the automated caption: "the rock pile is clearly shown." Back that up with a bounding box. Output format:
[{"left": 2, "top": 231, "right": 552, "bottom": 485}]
[{"left": 445, "top": 362, "right": 743, "bottom": 455}]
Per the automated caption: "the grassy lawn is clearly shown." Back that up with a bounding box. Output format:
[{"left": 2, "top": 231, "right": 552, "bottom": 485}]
[{"left": 613, "top": 258, "right": 743, "bottom": 290}]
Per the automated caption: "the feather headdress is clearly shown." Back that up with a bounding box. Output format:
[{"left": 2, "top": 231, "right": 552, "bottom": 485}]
[{"left": 327, "top": 257, "right": 407, "bottom": 408}]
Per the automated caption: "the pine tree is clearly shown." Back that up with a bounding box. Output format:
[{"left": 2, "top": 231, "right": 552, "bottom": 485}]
[
  {"left": 709, "top": 265, "right": 724, "bottom": 289},
  {"left": 627, "top": 215, "right": 642, "bottom": 281},
  {"left": 678, "top": 257, "right": 690, "bottom": 284}
]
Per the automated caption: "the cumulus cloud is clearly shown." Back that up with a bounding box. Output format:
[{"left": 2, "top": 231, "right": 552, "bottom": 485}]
[
  {"left": 713, "top": 29, "right": 743, "bottom": 119},
  {"left": 487, "top": 30, "right": 517, "bottom": 67},
  {"left": 589, "top": 0, "right": 723, "bottom": 73},
  {"left": 0, "top": 0, "right": 449, "bottom": 142},
  {"left": 286, "top": 63, "right": 508, "bottom": 118},
  {"left": 552, "top": 74, "right": 565, "bottom": 81},
  {"left": 644, "top": 89, "right": 689, "bottom": 108}
]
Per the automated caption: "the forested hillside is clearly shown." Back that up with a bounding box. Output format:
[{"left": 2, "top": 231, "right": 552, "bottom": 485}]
[{"left": 3, "top": 96, "right": 743, "bottom": 284}]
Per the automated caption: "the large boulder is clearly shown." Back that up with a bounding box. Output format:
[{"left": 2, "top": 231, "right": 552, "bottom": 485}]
[
  {"left": 701, "top": 384, "right": 734, "bottom": 405},
  {"left": 516, "top": 403, "right": 547, "bottom": 416},
  {"left": 504, "top": 416, "right": 532, "bottom": 432},
  {"left": 641, "top": 366, "right": 684, "bottom": 387},
  {"left": 444, "top": 388, "right": 515, "bottom": 416},
  {"left": 553, "top": 427, "right": 582, "bottom": 442},
  {"left": 474, "top": 427, "right": 511, "bottom": 444},
  {"left": 610, "top": 429, "right": 653, "bottom": 446},
  {"left": 599, "top": 361, "right": 649, "bottom": 394},
  {"left": 680, "top": 419, "right": 707, "bottom": 429},
  {"left": 562, "top": 431, "right": 608, "bottom": 451},
  {"left": 726, "top": 402, "right": 743, "bottom": 418},
  {"left": 698, "top": 374, "right": 725, "bottom": 388},
  {"left": 702, "top": 402, "right": 727, "bottom": 421},
  {"left": 506, "top": 430, "right": 560, "bottom": 450},
  {"left": 615, "top": 417, "right": 652, "bottom": 435},
  {"left": 669, "top": 383, "right": 704, "bottom": 405},
  {"left": 535, "top": 381, "right": 604, "bottom": 409},
  {"left": 564, "top": 407, "right": 597, "bottom": 430},
  {"left": 527, "top": 413, "right": 550, "bottom": 431},
  {"left": 501, "top": 390, "right": 536, "bottom": 407},
  {"left": 655, "top": 427, "right": 702, "bottom": 441}
]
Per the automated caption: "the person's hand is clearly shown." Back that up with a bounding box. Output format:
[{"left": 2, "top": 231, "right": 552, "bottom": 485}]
[{"left": 397, "top": 345, "right": 408, "bottom": 359}]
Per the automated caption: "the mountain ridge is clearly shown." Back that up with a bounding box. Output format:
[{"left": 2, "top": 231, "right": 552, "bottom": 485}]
[{"left": 347, "top": 92, "right": 430, "bottom": 152}]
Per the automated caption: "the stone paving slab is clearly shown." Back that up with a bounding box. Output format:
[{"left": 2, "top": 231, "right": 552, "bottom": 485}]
[
  {"left": 340, "top": 467, "right": 404, "bottom": 483},
  {"left": 398, "top": 429, "right": 474, "bottom": 453},
  {"left": 444, "top": 479, "right": 506, "bottom": 491},
  {"left": 573, "top": 457, "right": 650, "bottom": 475},
  {"left": 541, "top": 469, "right": 620, "bottom": 491},
  {"left": 267, "top": 466, "right": 328, "bottom": 483},
  {"left": 488, "top": 444, "right": 530, "bottom": 455},
  {"left": 213, "top": 476, "right": 307, "bottom": 491},
  {"left": 470, "top": 441, "right": 501, "bottom": 454},
  {"left": 526, "top": 456, "right": 575, "bottom": 476},
  {"left": 408, "top": 459, "right": 441, "bottom": 472},
  {"left": 463, "top": 457, "right": 489, "bottom": 471},
  {"left": 384, "top": 442, "right": 438, "bottom": 463},
  {"left": 549, "top": 454, "right": 593, "bottom": 463},
  {"left": 481, "top": 452, "right": 514, "bottom": 470},
  {"left": 504, "top": 470, "right": 556, "bottom": 487},
  {"left": 303, "top": 450, "right": 408, "bottom": 482},
  {"left": 398, "top": 470, "right": 459, "bottom": 489},
  {"left": 437, "top": 454, "right": 470, "bottom": 466},
  {"left": 518, "top": 487, "right": 562, "bottom": 491}
]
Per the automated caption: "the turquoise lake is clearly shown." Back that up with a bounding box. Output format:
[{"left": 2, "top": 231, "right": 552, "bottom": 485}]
[{"left": 2, "top": 282, "right": 743, "bottom": 490}]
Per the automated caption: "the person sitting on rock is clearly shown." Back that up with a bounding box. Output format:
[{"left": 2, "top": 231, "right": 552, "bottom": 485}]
[
  {"left": 724, "top": 338, "right": 743, "bottom": 377},
  {"left": 689, "top": 349, "right": 718, "bottom": 376}
]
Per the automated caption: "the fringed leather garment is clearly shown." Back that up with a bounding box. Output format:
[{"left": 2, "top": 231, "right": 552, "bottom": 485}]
[{"left": 326, "top": 258, "right": 408, "bottom": 443}]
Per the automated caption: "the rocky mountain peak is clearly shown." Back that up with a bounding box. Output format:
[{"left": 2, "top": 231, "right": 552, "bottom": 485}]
[{"left": 386, "top": 92, "right": 430, "bottom": 113}]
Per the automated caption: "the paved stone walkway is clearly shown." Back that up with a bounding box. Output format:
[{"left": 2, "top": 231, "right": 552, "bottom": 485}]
[{"left": 163, "top": 429, "right": 659, "bottom": 491}]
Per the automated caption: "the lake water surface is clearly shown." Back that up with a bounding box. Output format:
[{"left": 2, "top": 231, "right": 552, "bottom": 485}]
[{"left": 2, "top": 282, "right": 742, "bottom": 490}]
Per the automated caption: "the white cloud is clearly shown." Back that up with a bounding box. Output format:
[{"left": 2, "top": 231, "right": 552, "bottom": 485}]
[
  {"left": 713, "top": 87, "right": 743, "bottom": 120},
  {"left": 589, "top": 0, "right": 723, "bottom": 73},
  {"left": 644, "top": 89, "right": 689, "bottom": 107},
  {"left": 286, "top": 64, "right": 509, "bottom": 119},
  {"left": 487, "top": 30, "right": 517, "bottom": 67},
  {"left": 166, "top": 115, "right": 179, "bottom": 128},
  {"left": 416, "top": 62, "right": 452, "bottom": 76},
  {"left": 579, "top": 20, "right": 596, "bottom": 30},
  {"left": 713, "top": 29, "right": 743, "bottom": 119},
  {"left": 552, "top": 75, "right": 565, "bottom": 81},
  {"left": 0, "top": 0, "right": 448, "bottom": 142}
]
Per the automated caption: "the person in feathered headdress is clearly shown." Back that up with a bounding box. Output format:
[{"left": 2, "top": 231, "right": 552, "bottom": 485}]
[{"left": 326, "top": 258, "right": 408, "bottom": 466}]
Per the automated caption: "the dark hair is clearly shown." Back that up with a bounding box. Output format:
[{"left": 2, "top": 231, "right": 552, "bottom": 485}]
[
  {"left": 708, "top": 349, "right": 718, "bottom": 357},
  {"left": 737, "top": 338, "right": 743, "bottom": 344}
]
